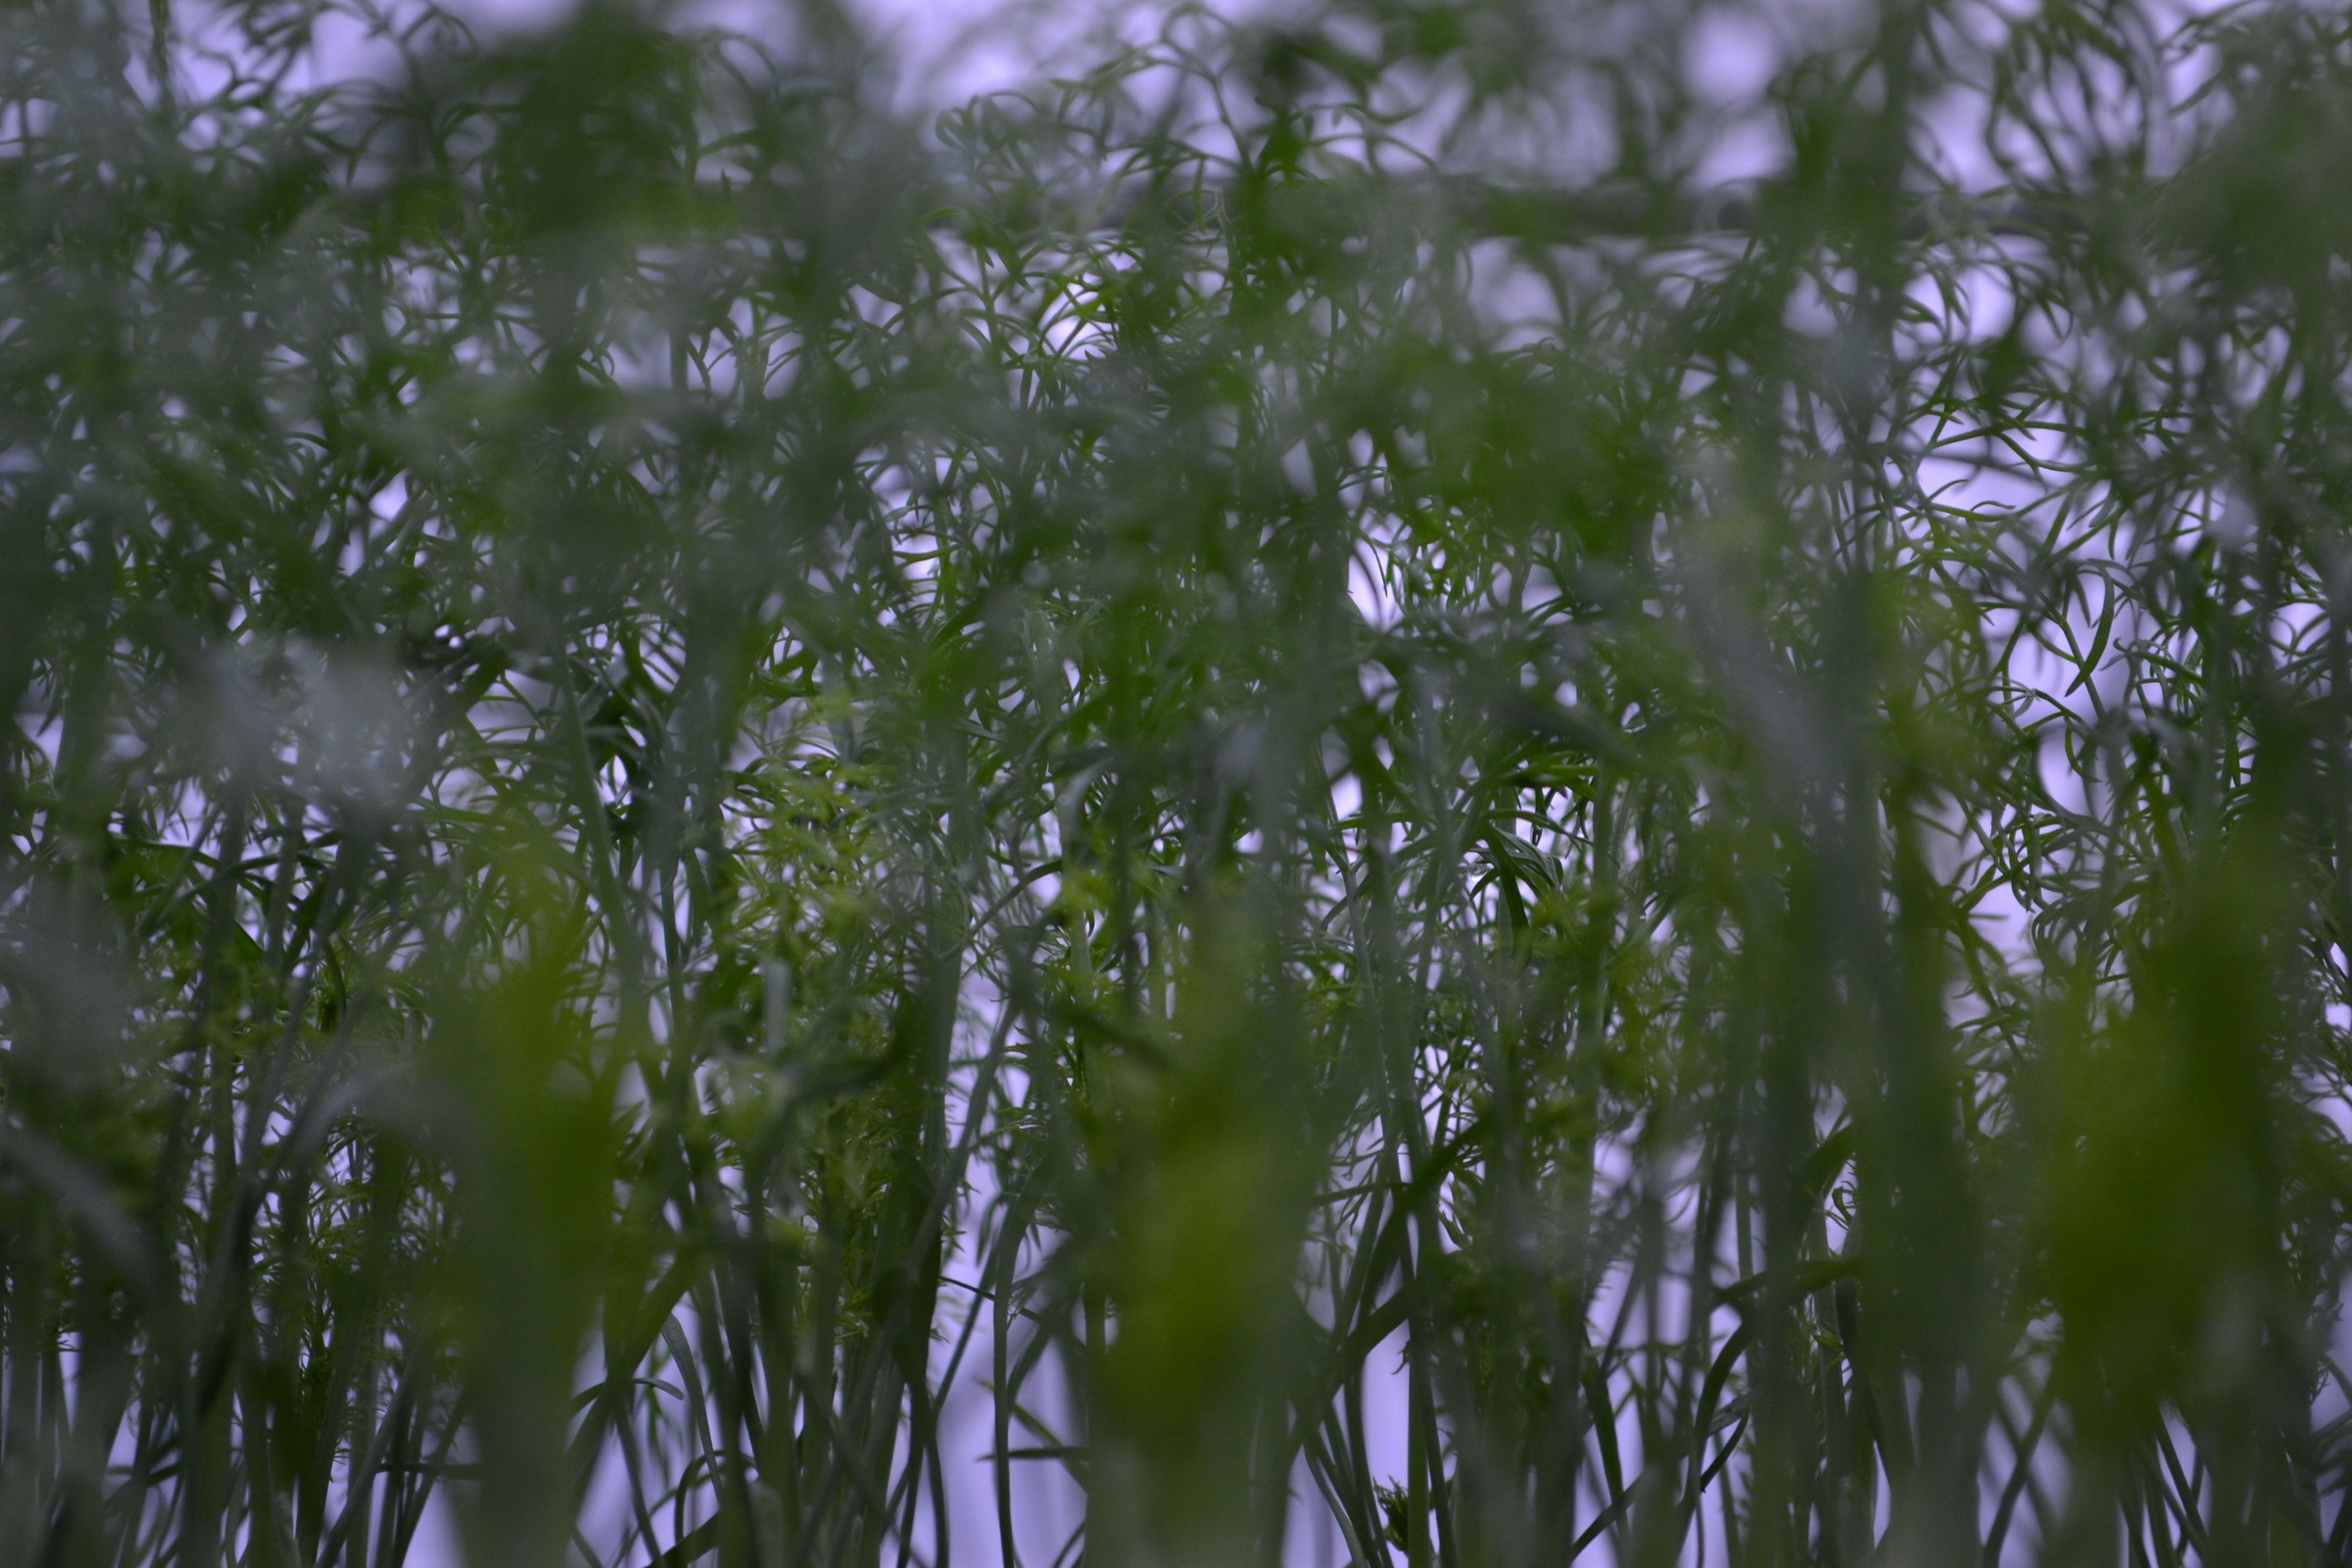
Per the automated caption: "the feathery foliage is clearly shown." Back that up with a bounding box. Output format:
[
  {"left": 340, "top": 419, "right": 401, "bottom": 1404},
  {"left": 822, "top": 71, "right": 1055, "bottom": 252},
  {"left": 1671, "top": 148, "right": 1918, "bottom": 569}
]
[{"left": 5, "top": 1, "right": 2352, "bottom": 1565}]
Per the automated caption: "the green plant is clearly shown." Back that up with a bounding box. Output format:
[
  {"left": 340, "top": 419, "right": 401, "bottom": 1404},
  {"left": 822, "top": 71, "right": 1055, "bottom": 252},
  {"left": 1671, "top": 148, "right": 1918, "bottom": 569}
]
[{"left": 5, "top": 1, "right": 2352, "bottom": 1565}]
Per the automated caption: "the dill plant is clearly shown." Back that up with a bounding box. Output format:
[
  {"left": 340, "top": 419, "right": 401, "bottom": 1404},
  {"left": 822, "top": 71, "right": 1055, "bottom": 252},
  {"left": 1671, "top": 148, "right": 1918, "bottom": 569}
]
[{"left": 2, "top": 1, "right": 2351, "bottom": 1566}]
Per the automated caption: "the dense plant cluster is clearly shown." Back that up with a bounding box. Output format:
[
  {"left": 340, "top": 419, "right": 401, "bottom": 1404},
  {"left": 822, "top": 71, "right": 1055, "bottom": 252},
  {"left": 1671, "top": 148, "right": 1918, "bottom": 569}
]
[{"left": 6, "top": 1, "right": 2352, "bottom": 1565}]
